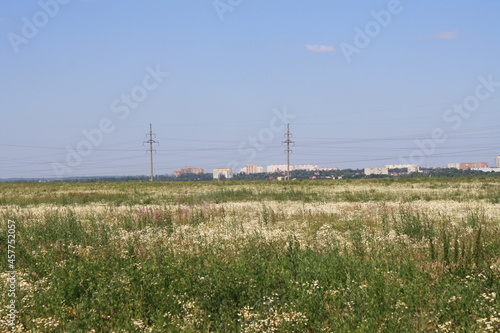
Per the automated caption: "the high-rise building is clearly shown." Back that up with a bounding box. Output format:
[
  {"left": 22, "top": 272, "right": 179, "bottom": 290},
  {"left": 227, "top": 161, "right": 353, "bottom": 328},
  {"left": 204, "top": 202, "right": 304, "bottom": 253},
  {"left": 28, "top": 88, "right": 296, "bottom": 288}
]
[
  {"left": 213, "top": 168, "right": 233, "bottom": 179},
  {"left": 267, "top": 164, "right": 318, "bottom": 173},
  {"left": 318, "top": 167, "right": 338, "bottom": 171},
  {"left": 448, "top": 162, "right": 488, "bottom": 170},
  {"left": 458, "top": 162, "right": 488, "bottom": 170},
  {"left": 496, "top": 156, "right": 500, "bottom": 168},
  {"left": 364, "top": 167, "right": 389, "bottom": 176},
  {"left": 384, "top": 164, "right": 420, "bottom": 173},
  {"left": 173, "top": 167, "right": 204, "bottom": 177},
  {"left": 241, "top": 164, "right": 264, "bottom": 174}
]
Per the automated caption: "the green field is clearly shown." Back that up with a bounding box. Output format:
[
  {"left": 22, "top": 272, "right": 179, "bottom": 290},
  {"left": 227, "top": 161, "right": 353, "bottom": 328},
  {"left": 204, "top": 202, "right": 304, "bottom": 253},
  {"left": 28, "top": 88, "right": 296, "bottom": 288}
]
[{"left": 1, "top": 178, "right": 499, "bottom": 332}]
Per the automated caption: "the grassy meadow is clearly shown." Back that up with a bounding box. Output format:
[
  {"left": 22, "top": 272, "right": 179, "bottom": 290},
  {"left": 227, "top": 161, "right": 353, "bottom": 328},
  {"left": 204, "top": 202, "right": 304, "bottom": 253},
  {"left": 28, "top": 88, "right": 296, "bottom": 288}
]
[{"left": 0, "top": 178, "right": 499, "bottom": 332}]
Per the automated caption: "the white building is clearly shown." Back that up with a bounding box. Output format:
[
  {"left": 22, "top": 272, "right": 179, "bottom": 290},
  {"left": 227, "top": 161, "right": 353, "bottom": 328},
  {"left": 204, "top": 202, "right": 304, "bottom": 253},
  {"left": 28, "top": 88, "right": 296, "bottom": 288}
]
[
  {"left": 294, "top": 164, "right": 319, "bottom": 171},
  {"left": 496, "top": 156, "right": 500, "bottom": 168},
  {"left": 213, "top": 168, "right": 233, "bottom": 179},
  {"left": 318, "top": 167, "right": 338, "bottom": 171},
  {"left": 447, "top": 163, "right": 461, "bottom": 169},
  {"left": 267, "top": 164, "right": 318, "bottom": 173},
  {"left": 472, "top": 167, "right": 500, "bottom": 172},
  {"left": 364, "top": 167, "right": 389, "bottom": 176},
  {"left": 385, "top": 164, "right": 420, "bottom": 173},
  {"left": 240, "top": 164, "right": 264, "bottom": 174}
]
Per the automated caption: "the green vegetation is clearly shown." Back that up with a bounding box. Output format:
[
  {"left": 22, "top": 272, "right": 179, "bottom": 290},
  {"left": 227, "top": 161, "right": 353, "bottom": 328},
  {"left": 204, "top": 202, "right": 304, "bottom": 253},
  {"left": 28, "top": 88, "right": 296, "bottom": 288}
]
[
  {"left": 0, "top": 178, "right": 499, "bottom": 332},
  {"left": 0, "top": 177, "right": 499, "bottom": 207}
]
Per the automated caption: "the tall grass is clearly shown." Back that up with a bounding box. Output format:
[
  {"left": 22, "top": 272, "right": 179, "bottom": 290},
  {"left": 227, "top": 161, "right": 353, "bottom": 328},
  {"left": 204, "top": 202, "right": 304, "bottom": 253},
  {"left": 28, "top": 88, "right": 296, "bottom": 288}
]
[
  {"left": 0, "top": 179, "right": 499, "bottom": 332},
  {"left": 1, "top": 178, "right": 499, "bottom": 206}
]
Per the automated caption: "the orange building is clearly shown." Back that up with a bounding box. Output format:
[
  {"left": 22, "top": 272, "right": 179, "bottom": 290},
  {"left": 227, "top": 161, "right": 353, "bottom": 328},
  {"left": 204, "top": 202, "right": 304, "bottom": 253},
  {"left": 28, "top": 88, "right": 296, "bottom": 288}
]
[
  {"left": 173, "top": 168, "right": 204, "bottom": 177},
  {"left": 458, "top": 162, "right": 488, "bottom": 170}
]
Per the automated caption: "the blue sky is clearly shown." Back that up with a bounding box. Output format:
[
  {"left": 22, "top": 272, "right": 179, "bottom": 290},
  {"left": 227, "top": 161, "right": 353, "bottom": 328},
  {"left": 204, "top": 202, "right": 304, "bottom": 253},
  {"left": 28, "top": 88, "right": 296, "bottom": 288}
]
[{"left": 1, "top": 0, "right": 499, "bottom": 178}]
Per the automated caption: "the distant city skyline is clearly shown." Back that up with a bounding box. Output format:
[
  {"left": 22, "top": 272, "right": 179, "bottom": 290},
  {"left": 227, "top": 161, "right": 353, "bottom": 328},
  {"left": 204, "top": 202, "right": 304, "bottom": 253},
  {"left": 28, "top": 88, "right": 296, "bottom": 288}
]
[{"left": 1, "top": 1, "right": 499, "bottom": 178}]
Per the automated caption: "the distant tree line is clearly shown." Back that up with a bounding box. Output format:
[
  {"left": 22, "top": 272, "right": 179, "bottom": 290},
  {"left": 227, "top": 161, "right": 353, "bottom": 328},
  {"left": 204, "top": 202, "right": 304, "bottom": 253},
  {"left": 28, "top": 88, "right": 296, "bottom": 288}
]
[{"left": 2, "top": 168, "right": 498, "bottom": 183}]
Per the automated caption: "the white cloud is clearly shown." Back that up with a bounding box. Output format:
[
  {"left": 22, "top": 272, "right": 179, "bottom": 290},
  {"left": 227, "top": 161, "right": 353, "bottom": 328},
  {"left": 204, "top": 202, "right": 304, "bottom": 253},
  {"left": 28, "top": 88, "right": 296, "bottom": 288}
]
[
  {"left": 422, "top": 30, "right": 459, "bottom": 40},
  {"left": 305, "top": 45, "right": 336, "bottom": 52}
]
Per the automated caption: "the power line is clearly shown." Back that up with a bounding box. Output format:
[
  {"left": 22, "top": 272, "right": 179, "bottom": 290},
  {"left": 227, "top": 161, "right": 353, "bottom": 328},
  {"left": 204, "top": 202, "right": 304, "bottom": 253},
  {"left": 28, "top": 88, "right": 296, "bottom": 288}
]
[
  {"left": 143, "top": 124, "right": 158, "bottom": 182},
  {"left": 282, "top": 123, "right": 295, "bottom": 181},
  {"left": 1, "top": 122, "right": 498, "bottom": 178}
]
